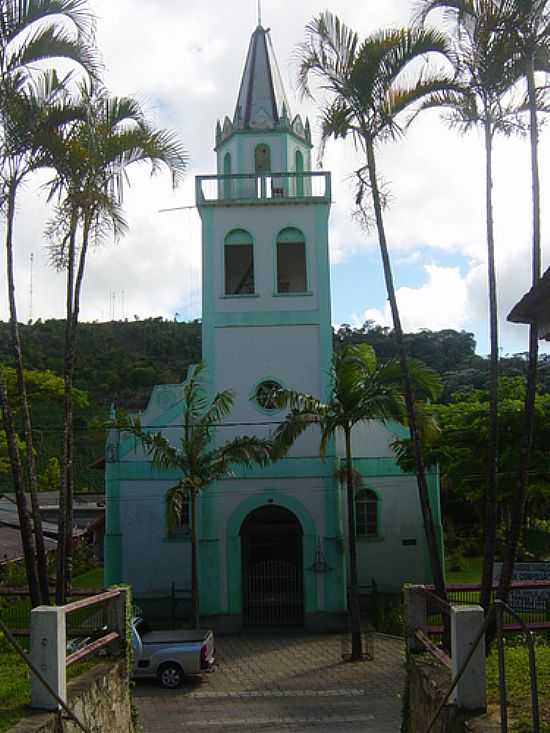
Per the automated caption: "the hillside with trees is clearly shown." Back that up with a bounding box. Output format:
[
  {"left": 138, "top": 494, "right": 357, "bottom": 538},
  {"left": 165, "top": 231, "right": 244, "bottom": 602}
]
[{"left": 2, "top": 318, "right": 550, "bottom": 507}]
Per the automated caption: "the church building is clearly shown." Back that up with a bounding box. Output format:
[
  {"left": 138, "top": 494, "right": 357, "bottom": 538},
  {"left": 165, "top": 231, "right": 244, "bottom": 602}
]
[{"left": 104, "top": 22, "right": 443, "bottom": 632}]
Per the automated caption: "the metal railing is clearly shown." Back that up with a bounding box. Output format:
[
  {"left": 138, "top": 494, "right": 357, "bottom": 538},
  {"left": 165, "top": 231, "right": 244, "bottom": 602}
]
[
  {"left": 196, "top": 171, "right": 331, "bottom": 205},
  {"left": 424, "top": 580, "right": 550, "bottom": 634},
  {"left": 63, "top": 589, "right": 123, "bottom": 666},
  {"left": 0, "top": 586, "right": 105, "bottom": 636}
]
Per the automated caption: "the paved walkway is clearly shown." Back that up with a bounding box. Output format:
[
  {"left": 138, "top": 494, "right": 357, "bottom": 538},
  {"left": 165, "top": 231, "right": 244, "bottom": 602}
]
[{"left": 134, "top": 632, "right": 405, "bottom": 732}]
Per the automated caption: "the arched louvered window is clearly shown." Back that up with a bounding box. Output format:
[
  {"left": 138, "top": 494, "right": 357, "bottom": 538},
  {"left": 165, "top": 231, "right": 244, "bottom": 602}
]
[
  {"left": 276, "top": 227, "right": 307, "bottom": 293},
  {"left": 295, "top": 150, "right": 304, "bottom": 197},
  {"left": 255, "top": 143, "right": 271, "bottom": 173},
  {"left": 223, "top": 152, "right": 232, "bottom": 199},
  {"left": 225, "top": 229, "right": 255, "bottom": 295},
  {"left": 355, "top": 489, "right": 379, "bottom": 537}
]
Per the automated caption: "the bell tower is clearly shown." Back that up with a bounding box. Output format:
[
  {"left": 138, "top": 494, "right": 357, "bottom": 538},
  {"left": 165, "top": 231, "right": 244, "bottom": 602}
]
[{"left": 195, "top": 23, "right": 345, "bottom": 630}]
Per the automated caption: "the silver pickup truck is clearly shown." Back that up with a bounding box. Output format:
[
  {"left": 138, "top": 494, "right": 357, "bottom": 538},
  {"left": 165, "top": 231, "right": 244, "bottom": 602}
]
[{"left": 131, "top": 617, "right": 215, "bottom": 688}]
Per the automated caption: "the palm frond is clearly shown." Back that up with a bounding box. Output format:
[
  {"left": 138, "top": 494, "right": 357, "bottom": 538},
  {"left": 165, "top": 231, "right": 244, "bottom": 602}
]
[
  {"left": 271, "top": 410, "right": 320, "bottom": 460},
  {"left": 5, "top": 24, "right": 98, "bottom": 79},
  {"left": 212, "top": 436, "right": 273, "bottom": 477},
  {"left": 2, "top": 0, "right": 95, "bottom": 41},
  {"left": 295, "top": 11, "right": 359, "bottom": 100}
]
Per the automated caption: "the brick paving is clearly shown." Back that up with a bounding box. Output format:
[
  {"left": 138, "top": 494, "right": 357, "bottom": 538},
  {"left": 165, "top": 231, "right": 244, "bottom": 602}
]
[{"left": 133, "top": 632, "right": 405, "bottom": 732}]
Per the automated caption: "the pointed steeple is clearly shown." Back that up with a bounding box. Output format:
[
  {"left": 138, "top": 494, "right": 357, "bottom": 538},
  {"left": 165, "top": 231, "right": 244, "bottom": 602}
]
[{"left": 233, "top": 24, "right": 291, "bottom": 131}]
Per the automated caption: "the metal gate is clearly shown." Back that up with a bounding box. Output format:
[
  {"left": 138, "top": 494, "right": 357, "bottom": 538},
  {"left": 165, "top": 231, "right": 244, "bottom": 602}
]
[{"left": 244, "top": 559, "right": 303, "bottom": 626}]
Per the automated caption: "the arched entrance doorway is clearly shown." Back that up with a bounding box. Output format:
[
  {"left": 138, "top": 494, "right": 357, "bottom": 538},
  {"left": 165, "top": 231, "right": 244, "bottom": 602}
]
[{"left": 240, "top": 505, "right": 303, "bottom": 626}]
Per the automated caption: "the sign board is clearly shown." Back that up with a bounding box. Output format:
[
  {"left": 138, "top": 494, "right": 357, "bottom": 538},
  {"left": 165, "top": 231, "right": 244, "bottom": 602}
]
[{"left": 493, "top": 562, "right": 550, "bottom": 612}]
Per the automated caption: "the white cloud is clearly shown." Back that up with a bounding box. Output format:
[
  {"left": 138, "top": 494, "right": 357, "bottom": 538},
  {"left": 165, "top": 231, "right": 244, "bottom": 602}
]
[{"left": 364, "top": 265, "right": 470, "bottom": 332}]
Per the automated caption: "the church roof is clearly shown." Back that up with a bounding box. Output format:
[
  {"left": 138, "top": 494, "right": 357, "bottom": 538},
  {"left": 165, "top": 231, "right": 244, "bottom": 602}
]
[{"left": 233, "top": 24, "right": 291, "bottom": 130}]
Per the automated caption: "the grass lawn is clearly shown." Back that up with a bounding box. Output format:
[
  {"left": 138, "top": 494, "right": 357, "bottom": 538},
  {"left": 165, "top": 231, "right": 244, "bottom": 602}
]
[
  {"left": 0, "top": 567, "right": 104, "bottom": 632},
  {"left": 0, "top": 566, "right": 105, "bottom": 731},
  {"left": 0, "top": 642, "right": 96, "bottom": 733},
  {"left": 445, "top": 554, "right": 483, "bottom": 585},
  {"left": 71, "top": 567, "right": 104, "bottom": 589},
  {"left": 487, "top": 644, "right": 550, "bottom": 732}
]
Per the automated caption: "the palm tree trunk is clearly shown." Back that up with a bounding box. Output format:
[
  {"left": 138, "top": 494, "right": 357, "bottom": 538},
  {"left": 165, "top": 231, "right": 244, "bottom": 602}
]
[
  {"left": 56, "top": 216, "right": 77, "bottom": 605},
  {"left": 498, "top": 53, "right": 540, "bottom": 604},
  {"left": 62, "top": 217, "right": 91, "bottom": 599},
  {"left": 364, "top": 135, "right": 447, "bottom": 604},
  {"left": 0, "top": 377, "right": 41, "bottom": 606},
  {"left": 5, "top": 177, "right": 50, "bottom": 603},
  {"left": 480, "top": 119, "right": 499, "bottom": 615},
  {"left": 345, "top": 426, "right": 362, "bottom": 660},
  {"left": 191, "top": 490, "right": 200, "bottom": 629}
]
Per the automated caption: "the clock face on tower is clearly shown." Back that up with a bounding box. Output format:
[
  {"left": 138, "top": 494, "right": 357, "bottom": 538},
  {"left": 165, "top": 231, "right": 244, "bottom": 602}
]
[{"left": 254, "top": 144, "right": 271, "bottom": 173}]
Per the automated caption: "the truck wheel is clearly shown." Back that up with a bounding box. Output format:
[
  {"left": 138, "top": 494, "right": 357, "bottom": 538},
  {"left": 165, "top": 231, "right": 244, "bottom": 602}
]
[{"left": 158, "top": 662, "right": 184, "bottom": 689}]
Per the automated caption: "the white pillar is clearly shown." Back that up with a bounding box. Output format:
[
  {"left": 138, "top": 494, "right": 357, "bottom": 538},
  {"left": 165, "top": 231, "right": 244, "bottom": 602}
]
[
  {"left": 450, "top": 605, "right": 486, "bottom": 711},
  {"left": 30, "top": 606, "right": 66, "bottom": 710},
  {"left": 403, "top": 585, "right": 427, "bottom": 652}
]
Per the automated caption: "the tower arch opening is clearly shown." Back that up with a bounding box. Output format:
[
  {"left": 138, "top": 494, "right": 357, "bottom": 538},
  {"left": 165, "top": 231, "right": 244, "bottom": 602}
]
[
  {"left": 276, "top": 227, "right": 307, "bottom": 293},
  {"left": 255, "top": 143, "right": 271, "bottom": 173}
]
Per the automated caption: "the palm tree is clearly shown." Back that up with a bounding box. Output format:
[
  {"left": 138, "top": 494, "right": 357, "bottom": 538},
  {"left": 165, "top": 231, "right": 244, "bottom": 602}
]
[
  {"left": 43, "top": 83, "right": 188, "bottom": 603},
  {"left": 271, "top": 343, "right": 441, "bottom": 660},
  {"left": 0, "top": 373, "right": 40, "bottom": 604},
  {"left": 296, "top": 12, "right": 453, "bottom": 609},
  {"left": 120, "top": 362, "right": 273, "bottom": 628},
  {"left": 0, "top": 0, "right": 95, "bottom": 604},
  {"left": 495, "top": 0, "right": 549, "bottom": 605},
  {"left": 415, "top": 0, "right": 530, "bottom": 616},
  {"left": 0, "top": 72, "right": 89, "bottom": 603}
]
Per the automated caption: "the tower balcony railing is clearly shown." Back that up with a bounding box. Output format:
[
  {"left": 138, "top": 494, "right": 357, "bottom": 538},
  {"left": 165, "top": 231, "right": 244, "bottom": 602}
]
[{"left": 196, "top": 171, "right": 331, "bottom": 206}]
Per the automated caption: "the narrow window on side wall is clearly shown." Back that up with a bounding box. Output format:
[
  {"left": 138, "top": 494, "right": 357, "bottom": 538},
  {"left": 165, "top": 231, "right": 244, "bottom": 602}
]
[{"left": 355, "top": 489, "right": 378, "bottom": 537}]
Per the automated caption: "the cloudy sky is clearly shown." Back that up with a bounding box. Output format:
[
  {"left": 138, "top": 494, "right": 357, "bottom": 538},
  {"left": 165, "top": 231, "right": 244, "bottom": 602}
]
[{"left": 1, "top": 0, "right": 548, "bottom": 356}]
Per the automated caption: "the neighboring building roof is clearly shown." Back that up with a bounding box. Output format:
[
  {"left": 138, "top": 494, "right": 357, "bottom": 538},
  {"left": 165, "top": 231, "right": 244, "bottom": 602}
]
[
  {"left": 508, "top": 267, "right": 550, "bottom": 339},
  {"left": 234, "top": 24, "right": 291, "bottom": 131},
  {"left": 0, "top": 525, "right": 57, "bottom": 563}
]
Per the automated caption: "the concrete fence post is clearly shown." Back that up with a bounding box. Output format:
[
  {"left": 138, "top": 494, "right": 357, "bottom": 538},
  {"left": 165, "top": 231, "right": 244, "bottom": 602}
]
[
  {"left": 450, "top": 605, "right": 486, "bottom": 711},
  {"left": 107, "top": 587, "right": 130, "bottom": 656},
  {"left": 403, "top": 584, "right": 427, "bottom": 653},
  {"left": 30, "top": 606, "right": 66, "bottom": 710}
]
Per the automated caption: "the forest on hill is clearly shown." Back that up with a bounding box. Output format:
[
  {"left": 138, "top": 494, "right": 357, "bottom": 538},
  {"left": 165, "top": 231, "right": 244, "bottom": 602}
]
[{"left": 1, "top": 318, "right": 550, "bottom": 528}]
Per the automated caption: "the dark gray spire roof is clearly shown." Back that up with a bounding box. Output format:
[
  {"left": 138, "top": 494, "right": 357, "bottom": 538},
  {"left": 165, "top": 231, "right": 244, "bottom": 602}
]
[{"left": 233, "top": 25, "right": 291, "bottom": 130}]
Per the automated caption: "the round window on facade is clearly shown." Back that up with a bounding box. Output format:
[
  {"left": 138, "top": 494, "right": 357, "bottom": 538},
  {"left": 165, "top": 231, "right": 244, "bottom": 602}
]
[{"left": 255, "top": 380, "right": 283, "bottom": 411}]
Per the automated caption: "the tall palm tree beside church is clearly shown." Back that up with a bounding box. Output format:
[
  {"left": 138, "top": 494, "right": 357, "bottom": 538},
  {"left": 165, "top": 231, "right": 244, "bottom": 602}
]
[
  {"left": 44, "top": 83, "right": 188, "bottom": 603},
  {"left": 0, "top": 0, "right": 96, "bottom": 604},
  {"left": 271, "top": 344, "right": 441, "bottom": 660},
  {"left": 496, "top": 0, "right": 549, "bottom": 605},
  {"left": 416, "top": 0, "right": 528, "bottom": 615},
  {"left": 296, "top": 12, "right": 453, "bottom": 608},
  {"left": 120, "top": 362, "right": 273, "bottom": 628}
]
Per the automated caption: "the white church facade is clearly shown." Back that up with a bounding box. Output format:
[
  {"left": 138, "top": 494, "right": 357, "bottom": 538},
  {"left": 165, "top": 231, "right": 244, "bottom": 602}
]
[{"left": 104, "top": 23, "right": 443, "bottom": 632}]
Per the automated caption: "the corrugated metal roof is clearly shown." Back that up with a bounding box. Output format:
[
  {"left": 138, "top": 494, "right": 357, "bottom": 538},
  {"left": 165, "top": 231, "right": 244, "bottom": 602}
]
[{"left": 508, "top": 267, "right": 550, "bottom": 325}]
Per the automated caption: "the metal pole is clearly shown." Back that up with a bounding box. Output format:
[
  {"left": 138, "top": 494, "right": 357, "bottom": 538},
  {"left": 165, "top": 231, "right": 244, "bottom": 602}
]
[
  {"left": 495, "top": 601, "right": 508, "bottom": 732},
  {"left": 0, "top": 617, "right": 90, "bottom": 733}
]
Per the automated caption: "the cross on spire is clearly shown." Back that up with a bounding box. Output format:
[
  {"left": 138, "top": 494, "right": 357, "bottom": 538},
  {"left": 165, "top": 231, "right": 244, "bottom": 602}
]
[{"left": 257, "top": 0, "right": 262, "bottom": 26}]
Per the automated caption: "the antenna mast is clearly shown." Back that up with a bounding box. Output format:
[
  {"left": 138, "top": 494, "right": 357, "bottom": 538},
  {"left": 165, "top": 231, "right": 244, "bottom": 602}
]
[{"left": 29, "top": 252, "right": 34, "bottom": 322}]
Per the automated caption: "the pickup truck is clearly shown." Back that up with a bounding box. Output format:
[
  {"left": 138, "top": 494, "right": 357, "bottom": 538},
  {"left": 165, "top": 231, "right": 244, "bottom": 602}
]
[{"left": 131, "top": 617, "right": 215, "bottom": 688}]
